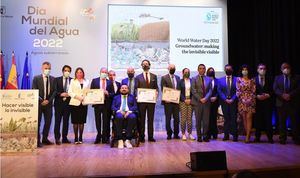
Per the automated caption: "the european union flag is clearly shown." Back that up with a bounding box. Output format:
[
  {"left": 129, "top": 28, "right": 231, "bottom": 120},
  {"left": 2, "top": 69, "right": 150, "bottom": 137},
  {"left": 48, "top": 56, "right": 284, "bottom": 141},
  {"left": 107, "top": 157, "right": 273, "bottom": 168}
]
[{"left": 21, "top": 52, "right": 30, "bottom": 89}]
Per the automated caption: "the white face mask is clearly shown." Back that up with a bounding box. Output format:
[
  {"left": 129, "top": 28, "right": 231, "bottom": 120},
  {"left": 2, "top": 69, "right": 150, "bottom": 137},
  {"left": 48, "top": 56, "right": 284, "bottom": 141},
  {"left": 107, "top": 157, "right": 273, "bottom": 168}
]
[
  {"left": 258, "top": 69, "right": 266, "bottom": 76},
  {"left": 63, "top": 71, "right": 70, "bottom": 78},
  {"left": 43, "top": 69, "right": 51, "bottom": 76},
  {"left": 282, "top": 68, "right": 290, "bottom": 75},
  {"left": 242, "top": 70, "right": 248, "bottom": 76}
]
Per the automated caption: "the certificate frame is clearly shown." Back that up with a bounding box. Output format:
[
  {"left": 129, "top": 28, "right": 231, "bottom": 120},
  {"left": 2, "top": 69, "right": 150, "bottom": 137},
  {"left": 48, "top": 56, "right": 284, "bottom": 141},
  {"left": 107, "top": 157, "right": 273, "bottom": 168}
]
[
  {"left": 137, "top": 88, "right": 157, "bottom": 103},
  {"left": 162, "top": 87, "right": 180, "bottom": 104},
  {"left": 82, "top": 89, "right": 104, "bottom": 105}
]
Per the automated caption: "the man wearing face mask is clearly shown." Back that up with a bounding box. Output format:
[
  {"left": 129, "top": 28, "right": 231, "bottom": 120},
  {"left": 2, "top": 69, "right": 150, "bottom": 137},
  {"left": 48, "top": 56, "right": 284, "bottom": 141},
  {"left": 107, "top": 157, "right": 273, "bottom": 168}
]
[
  {"left": 91, "top": 67, "right": 113, "bottom": 144},
  {"left": 135, "top": 59, "right": 158, "bottom": 142},
  {"left": 32, "top": 61, "right": 57, "bottom": 147},
  {"left": 121, "top": 67, "right": 136, "bottom": 96},
  {"left": 273, "top": 62, "right": 300, "bottom": 145},
  {"left": 217, "top": 64, "right": 238, "bottom": 142},
  {"left": 161, "top": 64, "right": 181, "bottom": 140},
  {"left": 111, "top": 85, "right": 138, "bottom": 149},
  {"left": 254, "top": 64, "right": 274, "bottom": 143},
  {"left": 108, "top": 70, "right": 121, "bottom": 132},
  {"left": 54, "top": 65, "right": 72, "bottom": 145}
]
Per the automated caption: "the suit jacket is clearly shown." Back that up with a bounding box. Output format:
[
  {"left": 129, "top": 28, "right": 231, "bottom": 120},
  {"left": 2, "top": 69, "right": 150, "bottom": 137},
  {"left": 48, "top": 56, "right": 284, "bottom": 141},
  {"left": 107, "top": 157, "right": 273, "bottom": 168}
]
[
  {"left": 161, "top": 74, "right": 180, "bottom": 104},
  {"left": 134, "top": 72, "right": 159, "bottom": 96},
  {"left": 179, "top": 78, "right": 193, "bottom": 102},
  {"left": 32, "top": 74, "right": 56, "bottom": 105},
  {"left": 68, "top": 78, "right": 90, "bottom": 106},
  {"left": 217, "top": 76, "right": 237, "bottom": 104},
  {"left": 191, "top": 75, "right": 212, "bottom": 105},
  {"left": 255, "top": 75, "right": 273, "bottom": 104},
  {"left": 54, "top": 76, "right": 72, "bottom": 106},
  {"left": 273, "top": 74, "right": 300, "bottom": 107},
  {"left": 111, "top": 94, "right": 138, "bottom": 114},
  {"left": 90, "top": 78, "right": 112, "bottom": 106},
  {"left": 121, "top": 77, "right": 137, "bottom": 95},
  {"left": 211, "top": 78, "right": 219, "bottom": 98}
]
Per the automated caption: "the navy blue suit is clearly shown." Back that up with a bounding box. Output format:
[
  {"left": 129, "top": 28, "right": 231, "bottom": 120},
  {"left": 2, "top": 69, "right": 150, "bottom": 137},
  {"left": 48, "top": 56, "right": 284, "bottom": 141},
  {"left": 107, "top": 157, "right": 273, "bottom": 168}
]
[
  {"left": 90, "top": 78, "right": 113, "bottom": 143},
  {"left": 121, "top": 77, "right": 137, "bottom": 96},
  {"left": 111, "top": 94, "right": 138, "bottom": 140},
  {"left": 217, "top": 76, "right": 238, "bottom": 138}
]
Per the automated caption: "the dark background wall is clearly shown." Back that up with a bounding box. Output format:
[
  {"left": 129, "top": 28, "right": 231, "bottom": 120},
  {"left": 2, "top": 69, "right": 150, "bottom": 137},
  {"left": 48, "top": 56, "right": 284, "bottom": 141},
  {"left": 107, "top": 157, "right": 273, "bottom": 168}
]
[{"left": 227, "top": 0, "right": 300, "bottom": 77}]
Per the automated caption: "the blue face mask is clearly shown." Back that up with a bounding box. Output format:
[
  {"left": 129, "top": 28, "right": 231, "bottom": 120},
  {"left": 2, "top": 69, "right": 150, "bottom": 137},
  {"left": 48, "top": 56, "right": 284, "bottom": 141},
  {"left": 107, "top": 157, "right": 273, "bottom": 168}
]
[
  {"left": 100, "top": 73, "right": 107, "bottom": 79},
  {"left": 44, "top": 69, "right": 51, "bottom": 76}
]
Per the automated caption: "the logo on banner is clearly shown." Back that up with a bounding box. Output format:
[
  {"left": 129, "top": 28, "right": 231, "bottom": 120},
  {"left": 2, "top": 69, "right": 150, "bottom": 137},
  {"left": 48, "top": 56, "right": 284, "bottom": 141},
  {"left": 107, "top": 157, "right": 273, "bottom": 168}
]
[
  {"left": 1, "top": 6, "right": 6, "bottom": 15},
  {"left": 204, "top": 11, "right": 219, "bottom": 24}
]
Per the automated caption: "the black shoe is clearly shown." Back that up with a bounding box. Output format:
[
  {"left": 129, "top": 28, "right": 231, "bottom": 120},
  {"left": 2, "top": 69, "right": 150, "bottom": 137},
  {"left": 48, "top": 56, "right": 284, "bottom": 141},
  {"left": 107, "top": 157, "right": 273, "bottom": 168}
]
[
  {"left": 102, "top": 139, "right": 109, "bottom": 144},
  {"left": 148, "top": 138, "right": 156, "bottom": 142},
  {"left": 37, "top": 142, "right": 43, "bottom": 148},
  {"left": 268, "top": 139, "right": 274, "bottom": 144},
  {"left": 197, "top": 138, "right": 203, "bottom": 142},
  {"left": 173, "top": 135, "right": 180, "bottom": 139},
  {"left": 233, "top": 136, "right": 238, "bottom": 142},
  {"left": 167, "top": 135, "right": 172, "bottom": 140},
  {"left": 280, "top": 140, "right": 286, "bottom": 145},
  {"left": 74, "top": 138, "right": 79, "bottom": 144},
  {"left": 62, "top": 139, "right": 71, "bottom": 144},
  {"left": 140, "top": 138, "right": 145, "bottom": 143},
  {"left": 223, "top": 134, "right": 229, "bottom": 141},
  {"left": 55, "top": 140, "right": 61, "bottom": 145},
  {"left": 203, "top": 137, "right": 210, "bottom": 142},
  {"left": 42, "top": 139, "right": 54, "bottom": 145},
  {"left": 254, "top": 137, "right": 260, "bottom": 143},
  {"left": 79, "top": 137, "right": 83, "bottom": 144}
]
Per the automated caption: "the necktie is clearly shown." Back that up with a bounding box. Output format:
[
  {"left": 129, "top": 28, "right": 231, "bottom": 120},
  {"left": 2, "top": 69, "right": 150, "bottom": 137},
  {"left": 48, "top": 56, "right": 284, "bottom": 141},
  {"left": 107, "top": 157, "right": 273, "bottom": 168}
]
[
  {"left": 145, "top": 72, "right": 150, "bottom": 88},
  {"left": 171, "top": 75, "right": 175, "bottom": 89},
  {"left": 46, "top": 76, "right": 49, "bottom": 100},
  {"left": 226, "top": 76, "right": 231, "bottom": 98},
  {"left": 129, "top": 78, "right": 133, "bottom": 95},
  {"left": 284, "top": 76, "right": 289, "bottom": 93},
  {"left": 260, "top": 77, "right": 264, "bottom": 87},
  {"left": 101, "top": 79, "right": 105, "bottom": 90},
  {"left": 64, "top": 77, "right": 68, "bottom": 92},
  {"left": 200, "top": 76, "right": 205, "bottom": 97},
  {"left": 121, "top": 95, "right": 127, "bottom": 112}
]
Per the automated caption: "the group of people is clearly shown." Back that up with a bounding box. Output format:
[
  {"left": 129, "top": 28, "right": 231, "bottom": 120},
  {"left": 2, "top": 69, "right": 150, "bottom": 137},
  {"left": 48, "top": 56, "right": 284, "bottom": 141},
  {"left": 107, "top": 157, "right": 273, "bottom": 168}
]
[{"left": 32, "top": 60, "right": 300, "bottom": 149}]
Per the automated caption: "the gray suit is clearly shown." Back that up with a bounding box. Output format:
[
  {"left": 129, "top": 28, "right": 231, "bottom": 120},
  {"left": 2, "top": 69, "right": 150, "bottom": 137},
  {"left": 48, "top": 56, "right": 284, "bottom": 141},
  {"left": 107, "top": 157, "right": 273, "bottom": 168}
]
[
  {"left": 191, "top": 75, "right": 212, "bottom": 139},
  {"left": 32, "top": 74, "right": 56, "bottom": 143},
  {"left": 161, "top": 74, "right": 180, "bottom": 137}
]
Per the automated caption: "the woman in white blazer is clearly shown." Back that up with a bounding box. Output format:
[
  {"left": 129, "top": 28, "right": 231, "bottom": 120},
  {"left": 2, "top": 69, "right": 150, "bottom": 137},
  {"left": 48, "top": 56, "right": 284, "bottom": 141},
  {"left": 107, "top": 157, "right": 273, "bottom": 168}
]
[{"left": 68, "top": 67, "right": 89, "bottom": 144}]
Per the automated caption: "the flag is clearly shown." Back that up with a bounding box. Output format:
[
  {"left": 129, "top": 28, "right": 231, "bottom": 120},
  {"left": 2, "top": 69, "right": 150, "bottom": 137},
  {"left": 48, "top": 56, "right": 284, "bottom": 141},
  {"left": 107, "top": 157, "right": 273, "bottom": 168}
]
[
  {"left": 21, "top": 52, "right": 30, "bottom": 89},
  {"left": 5, "top": 52, "right": 18, "bottom": 89},
  {"left": 0, "top": 51, "right": 5, "bottom": 89}
]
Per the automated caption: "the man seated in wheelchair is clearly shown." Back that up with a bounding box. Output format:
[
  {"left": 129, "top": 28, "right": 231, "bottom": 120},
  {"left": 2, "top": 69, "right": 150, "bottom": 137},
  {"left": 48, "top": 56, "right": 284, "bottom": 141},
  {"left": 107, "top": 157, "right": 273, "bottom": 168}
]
[{"left": 111, "top": 84, "right": 138, "bottom": 149}]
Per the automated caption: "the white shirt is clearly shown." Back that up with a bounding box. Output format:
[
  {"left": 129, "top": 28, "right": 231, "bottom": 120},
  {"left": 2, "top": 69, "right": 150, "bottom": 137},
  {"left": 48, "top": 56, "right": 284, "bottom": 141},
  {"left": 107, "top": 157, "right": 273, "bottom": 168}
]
[
  {"left": 43, "top": 74, "right": 50, "bottom": 99},
  {"left": 169, "top": 74, "right": 177, "bottom": 88},
  {"left": 118, "top": 95, "right": 130, "bottom": 112},
  {"left": 226, "top": 75, "right": 232, "bottom": 88},
  {"left": 99, "top": 78, "right": 106, "bottom": 89},
  {"left": 113, "top": 81, "right": 118, "bottom": 93},
  {"left": 211, "top": 79, "right": 215, "bottom": 89},
  {"left": 63, "top": 77, "right": 70, "bottom": 92},
  {"left": 143, "top": 72, "right": 150, "bottom": 83},
  {"left": 184, "top": 78, "right": 191, "bottom": 97}
]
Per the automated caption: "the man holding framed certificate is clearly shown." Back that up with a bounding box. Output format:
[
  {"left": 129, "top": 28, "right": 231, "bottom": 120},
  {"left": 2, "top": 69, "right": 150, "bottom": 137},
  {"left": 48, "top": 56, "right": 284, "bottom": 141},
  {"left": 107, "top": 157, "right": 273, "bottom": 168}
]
[
  {"left": 161, "top": 64, "right": 181, "bottom": 140},
  {"left": 135, "top": 59, "right": 158, "bottom": 142}
]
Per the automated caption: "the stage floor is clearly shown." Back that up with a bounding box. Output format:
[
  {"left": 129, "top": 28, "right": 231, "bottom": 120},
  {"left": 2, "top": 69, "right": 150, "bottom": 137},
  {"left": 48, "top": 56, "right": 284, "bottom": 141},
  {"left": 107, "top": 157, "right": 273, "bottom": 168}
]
[{"left": 1, "top": 132, "right": 300, "bottom": 178}]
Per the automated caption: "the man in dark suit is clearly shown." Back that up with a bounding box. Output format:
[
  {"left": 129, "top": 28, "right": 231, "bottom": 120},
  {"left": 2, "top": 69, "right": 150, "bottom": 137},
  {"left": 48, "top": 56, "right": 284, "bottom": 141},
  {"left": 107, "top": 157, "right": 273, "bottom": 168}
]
[
  {"left": 254, "top": 64, "right": 274, "bottom": 143},
  {"left": 191, "top": 64, "right": 212, "bottom": 142},
  {"left": 111, "top": 85, "right": 138, "bottom": 149},
  {"left": 32, "top": 61, "right": 56, "bottom": 147},
  {"left": 54, "top": 65, "right": 72, "bottom": 145},
  {"left": 217, "top": 64, "right": 238, "bottom": 142},
  {"left": 135, "top": 59, "right": 158, "bottom": 142},
  {"left": 161, "top": 64, "right": 181, "bottom": 140},
  {"left": 108, "top": 70, "right": 121, "bottom": 123},
  {"left": 91, "top": 67, "right": 112, "bottom": 144},
  {"left": 121, "top": 67, "right": 136, "bottom": 96},
  {"left": 273, "top": 62, "right": 300, "bottom": 144}
]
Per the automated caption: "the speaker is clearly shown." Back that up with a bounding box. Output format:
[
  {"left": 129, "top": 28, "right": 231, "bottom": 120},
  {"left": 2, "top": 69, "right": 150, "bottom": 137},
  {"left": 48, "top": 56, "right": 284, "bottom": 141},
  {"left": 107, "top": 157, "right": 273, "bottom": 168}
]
[{"left": 190, "top": 151, "right": 227, "bottom": 171}]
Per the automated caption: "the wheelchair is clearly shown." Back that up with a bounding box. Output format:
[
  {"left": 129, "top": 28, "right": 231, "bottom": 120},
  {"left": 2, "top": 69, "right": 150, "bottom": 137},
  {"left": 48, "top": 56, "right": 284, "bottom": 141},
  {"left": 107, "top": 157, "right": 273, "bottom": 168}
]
[{"left": 110, "top": 111, "right": 140, "bottom": 148}]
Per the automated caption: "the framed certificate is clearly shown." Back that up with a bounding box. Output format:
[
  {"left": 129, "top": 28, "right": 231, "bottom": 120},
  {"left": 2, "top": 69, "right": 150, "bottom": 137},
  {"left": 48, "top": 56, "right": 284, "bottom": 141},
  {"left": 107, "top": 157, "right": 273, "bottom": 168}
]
[
  {"left": 137, "top": 88, "right": 157, "bottom": 103},
  {"left": 82, "top": 89, "right": 104, "bottom": 105},
  {"left": 162, "top": 87, "right": 180, "bottom": 104}
]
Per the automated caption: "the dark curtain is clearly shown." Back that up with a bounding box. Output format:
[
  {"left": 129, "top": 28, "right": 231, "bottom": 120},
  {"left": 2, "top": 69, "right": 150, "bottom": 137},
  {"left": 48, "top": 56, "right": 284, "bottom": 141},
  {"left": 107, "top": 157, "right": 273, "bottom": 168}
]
[{"left": 227, "top": 0, "right": 300, "bottom": 77}]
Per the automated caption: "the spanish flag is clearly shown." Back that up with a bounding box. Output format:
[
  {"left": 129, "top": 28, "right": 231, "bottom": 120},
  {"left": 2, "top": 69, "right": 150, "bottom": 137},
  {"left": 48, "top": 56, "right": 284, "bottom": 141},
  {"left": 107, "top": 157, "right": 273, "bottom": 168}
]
[
  {"left": 5, "top": 52, "right": 18, "bottom": 89},
  {"left": 0, "top": 51, "right": 5, "bottom": 89}
]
